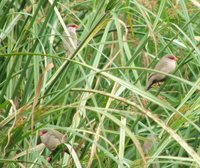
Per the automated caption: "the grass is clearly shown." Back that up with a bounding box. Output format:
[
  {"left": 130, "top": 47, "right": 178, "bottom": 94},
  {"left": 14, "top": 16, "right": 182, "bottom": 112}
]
[{"left": 0, "top": 0, "right": 200, "bottom": 167}]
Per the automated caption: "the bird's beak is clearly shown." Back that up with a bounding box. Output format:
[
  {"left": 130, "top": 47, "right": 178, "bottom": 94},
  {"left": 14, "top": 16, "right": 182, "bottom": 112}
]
[
  {"left": 75, "top": 25, "right": 80, "bottom": 29},
  {"left": 174, "top": 56, "right": 178, "bottom": 61}
]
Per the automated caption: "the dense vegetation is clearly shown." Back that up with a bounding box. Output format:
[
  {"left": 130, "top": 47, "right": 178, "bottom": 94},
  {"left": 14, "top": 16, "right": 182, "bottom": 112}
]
[{"left": 0, "top": 0, "right": 200, "bottom": 167}]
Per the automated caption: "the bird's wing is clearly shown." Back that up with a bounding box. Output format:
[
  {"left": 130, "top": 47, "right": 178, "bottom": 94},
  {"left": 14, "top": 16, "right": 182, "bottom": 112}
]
[
  {"left": 154, "top": 59, "right": 166, "bottom": 71},
  {"left": 48, "top": 130, "right": 61, "bottom": 140},
  {"left": 148, "top": 59, "right": 165, "bottom": 79},
  {"left": 155, "top": 60, "right": 172, "bottom": 74}
]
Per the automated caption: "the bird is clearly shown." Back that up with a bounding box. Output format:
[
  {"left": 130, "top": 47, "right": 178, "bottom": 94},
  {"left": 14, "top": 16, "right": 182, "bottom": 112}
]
[
  {"left": 146, "top": 55, "right": 178, "bottom": 90},
  {"left": 40, "top": 129, "right": 67, "bottom": 151},
  {"left": 62, "top": 24, "right": 79, "bottom": 56},
  {"left": 143, "top": 135, "right": 157, "bottom": 154}
]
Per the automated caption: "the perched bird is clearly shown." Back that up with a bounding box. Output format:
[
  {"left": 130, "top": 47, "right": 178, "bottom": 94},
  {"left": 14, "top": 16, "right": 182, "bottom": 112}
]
[
  {"left": 146, "top": 55, "right": 178, "bottom": 90},
  {"left": 143, "top": 135, "right": 158, "bottom": 168},
  {"left": 143, "top": 135, "right": 157, "bottom": 154},
  {"left": 62, "top": 24, "right": 79, "bottom": 56},
  {"left": 40, "top": 129, "right": 66, "bottom": 151}
]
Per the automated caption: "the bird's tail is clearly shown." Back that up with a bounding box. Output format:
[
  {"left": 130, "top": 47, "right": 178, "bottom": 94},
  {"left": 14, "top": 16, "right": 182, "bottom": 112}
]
[
  {"left": 146, "top": 84, "right": 152, "bottom": 91},
  {"left": 146, "top": 75, "right": 155, "bottom": 90},
  {"left": 146, "top": 79, "right": 153, "bottom": 90}
]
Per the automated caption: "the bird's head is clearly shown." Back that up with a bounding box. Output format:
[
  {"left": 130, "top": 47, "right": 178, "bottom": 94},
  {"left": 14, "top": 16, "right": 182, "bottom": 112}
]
[
  {"left": 67, "top": 24, "right": 80, "bottom": 31},
  {"left": 39, "top": 130, "right": 48, "bottom": 136},
  {"left": 166, "top": 55, "right": 178, "bottom": 61}
]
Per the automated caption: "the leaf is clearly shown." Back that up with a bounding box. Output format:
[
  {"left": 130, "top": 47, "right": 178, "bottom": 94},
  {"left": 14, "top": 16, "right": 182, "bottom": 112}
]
[{"left": 105, "top": 0, "right": 119, "bottom": 11}]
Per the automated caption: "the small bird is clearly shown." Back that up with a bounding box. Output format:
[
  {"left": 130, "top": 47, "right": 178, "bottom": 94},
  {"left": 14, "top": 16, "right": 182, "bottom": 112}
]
[
  {"left": 146, "top": 55, "right": 178, "bottom": 90},
  {"left": 40, "top": 129, "right": 66, "bottom": 151},
  {"left": 143, "top": 135, "right": 157, "bottom": 154},
  {"left": 62, "top": 24, "right": 80, "bottom": 56}
]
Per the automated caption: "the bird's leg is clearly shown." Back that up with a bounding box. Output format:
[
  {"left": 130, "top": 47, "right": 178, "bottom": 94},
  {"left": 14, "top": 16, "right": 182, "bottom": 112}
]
[
  {"left": 47, "top": 157, "right": 52, "bottom": 162},
  {"left": 47, "top": 147, "right": 64, "bottom": 163}
]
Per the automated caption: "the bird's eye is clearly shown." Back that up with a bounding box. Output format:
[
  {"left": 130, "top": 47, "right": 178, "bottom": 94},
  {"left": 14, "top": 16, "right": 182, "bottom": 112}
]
[
  {"left": 40, "top": 130, "right": 48, "bottom": 136},
  {"left": 168, "top": 56, "right": 177, "bottom": 61},
  {"left": 68, "top": 24, "right": 79, "bottom": 29},
  {"left": 72, "top": 25, "right": 79, "bottom": 29}
]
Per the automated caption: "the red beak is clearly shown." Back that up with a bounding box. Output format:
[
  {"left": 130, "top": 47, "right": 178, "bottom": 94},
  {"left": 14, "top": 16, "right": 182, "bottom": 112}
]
[
  {"left": 174, "top": 56, "right": 178, "bottom": 61},
  {"left": 75, "top": 25, "right": 80, "bottom": 29}
]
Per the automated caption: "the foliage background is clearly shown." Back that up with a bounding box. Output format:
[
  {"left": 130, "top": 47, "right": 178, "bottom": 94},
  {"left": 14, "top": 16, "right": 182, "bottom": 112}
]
[{"left": 0, "top": 0, "right": 200, "bottom": 167}]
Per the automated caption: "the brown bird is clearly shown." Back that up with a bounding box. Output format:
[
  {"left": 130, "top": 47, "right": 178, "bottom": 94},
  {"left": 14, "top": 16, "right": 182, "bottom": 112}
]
[
  {"left": 143, "top": 135, "right": 157, "bottom": 154},
  {"left": 62, "top": 24, "right": 79, "bottom": 56},
  {"left": 40, "top": 129, "right": 66, "bottom": 151},
  {"left": 146, "top": 55, "right": 178, "bottom": 90}
]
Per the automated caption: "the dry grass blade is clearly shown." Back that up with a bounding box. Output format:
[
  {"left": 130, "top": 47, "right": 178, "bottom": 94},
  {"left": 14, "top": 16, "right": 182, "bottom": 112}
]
[{"left": 31, "top": 63, "right": 54, "bottom": 130}]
